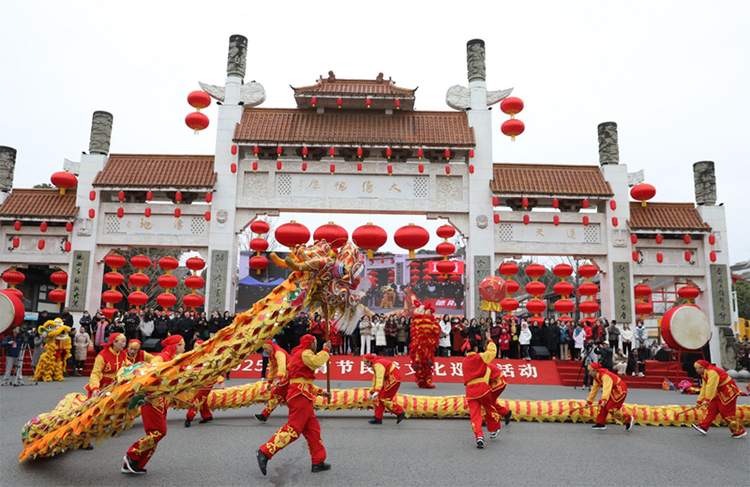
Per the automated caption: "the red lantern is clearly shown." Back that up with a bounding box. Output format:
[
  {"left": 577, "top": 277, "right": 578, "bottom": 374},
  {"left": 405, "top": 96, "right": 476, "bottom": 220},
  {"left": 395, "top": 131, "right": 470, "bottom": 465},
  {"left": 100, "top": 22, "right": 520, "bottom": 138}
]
[
  {"left": 352, "top": 223, "right": 387, "bottom": 259},
  {"left": 231, "top": 163, "right": 238, "bottom": 174},
  {"left": 634, "top": 284, "right": 652, "bottom": 299},
  {"left": 156, "top": 293, "right": 177, "bottom": 309},
  {"left": 146, "top": 191, "right": 153, "bottom": 201},
  {"left": 632, "top": 251, "right": 639, "bottom": 262},
  {"left": 185, "top": 112, "right": 209, "bottom": 133},
  {"left": 250, "top": 220, "right": 270, "bottom": 235},
  {"left": 635, "top": 302, "right": 653, "bottom": 316},
  {"left": 302, "top": 146, "right": 309, "bottom": 159},
  {"left": 579, "top": 300, "right": 599, "bottom": 315},
  {"left": 501, "top": 119, "right": 525, "bottom": 141},
  {"left": 175, "top": 191, "right": 182, "bottom": 203},
  {"left": 275, "top": 221, "right": 310, "bottom": 248},
  {"left": 48, "top": 289, "right": 66, "bottom": 304},
  {"left": 357, "top": 162, "right": 363, "bottom": 172},
  {"left": 117, "top": 190, "right": 124, "bottom": 202},
  {"left": 329, "top": 147, "right": 335, "bottom": 158},
  {"left": 469, "top": 149, "right": 475, "bottom": 159},
  {"left": 50, "top": 271, "right": 68, "bottom": 286},
  {"left": 158, "top": 256, "right": 179, "bottom": 271},
  {"left": 444, "top": 165, "right": 451, "bottom": 175},
  {"left": 444, "top": 149, "right": 451, "bottom": 161},
  {"left": 2, "top": 270, "right": 25, "bottom": 285},
  {"left": 552, "top": 198, "right": 559, "bottom": 209},
  {"left": 610, "top": 200, "right": 617, "bottom": 211},
  {"left": 40, "top": 222, "right": 47, "bottom": 232},
  {"left": 578, "top": 264, "right": 598, "bottom": 279},
  {"left": 656, "top": 234, "right": 663, "bottom": 245},
  {"left": 422, "top": 275, "right": 433, "bottom": 282},
  {"left": 554, "top": 299, "right": 575, "bottom": 314},
  {"left": 187, "top": 91, "right": 211, "bottom": 110},
  {"left": 102, "top": 290, "right": 123, "bottom": 304},
  {"left": 553, "top": 215, "right": 560, "bottom": 226},
  {"left": 388, "top": 270, "right": 395, "bottom": 276},
  {"left": 437, "top": 225, "right": 455, "bottom": 240},
  {"left": 253, "top": 145, "right": 259, "bottom": 156},
  {"left": 523, "top": 214, "right": 530, "bottom": 226},
  {"left": 685, "top": 251, "right": 692, "bottom": 262},
  {"left": 525, "top": 264, "right": 546, "bottom": 279},
  {"left": 337, "top": 97, "right": 342, "bottom": 108},
  {"left": 185, "top": 275, "right": 205, "bottom": 289},
  {"left": 526, "top": 299, "right": 547, "bottom": 315},
  {"left": 356, "top": 147, "right": 363, "bottom": 159},
  {"left": 684, "top": 234, "right": 691, "bottom": 245},
  {"left": 553, "top": 264, "right": 573, "bottom": 278},
  {"left": 630, "top": 183, "right": 656, "bottom": 207},
  {"left": 250, "top": 238, "right": 269, "bottom": 252},
  {"left": 117, "top": 207, "right": 124, "bottom": 219},
  {"left": 128, "top": 273, "right": 150, "bottom": 288},
  {"left": 553, "top": 282, "right": 575, "bottom": 296},
  {"left": 678, "top": 286, "right": 700, "bottom": 301},
  {"left": 64, "top": 241, "right": 72, "bottom": 252},
  {"left": 501, "top": 298, "right": 519, "bottom": 312},
  {"left": 631, "top": 234, "right": 638, "bottom": 245},
  {"left": 50, "top": 171, "right": 78, "bottom": 194},
  {"left": 385, "top": 148, "right": 393, "bottom": 160},
  {"left": 395, "top": 99, "right": 401, "bottom": 109},
  {"left": 498, "top": 262, "right": 519, "bottom": 277},
  {"left": 366, "top": 97, "right": 371, "bottom": 108},
  {"left": 89, "top": 190, "right": 96, "bottom": 201},
  {"left": 231, "top": 145, "right": 237, "bottom": 155},
  {"left": 205, "top": 211, "right": 211, "bottom": 221},
  {"left": 145, "top": 208, "right": 152, "bottom": 218},
  {"left": 12, "top": 237, "right": 19, "bottom": 248},
  {"left": 157, "top": 274, "right": 179, "bottom": 289},
  {"left": 183, "top": 294, "right": 205, "bottom": 309},
  {"left": 302, "top": 162, "right": 307, "bottom": 172},
  {"left": 103, "top": 272, "right": 125, "bottom": 287},
  {"left": 710, "top": 251, "right": 717, "bottom": 262},
  {"left": 578, "top": 283, "right": 599, "bottom": 296},
  {"left": 582, "top": 199, "right": 589, "bottom": 209},
  {"left": 330, "top": 163, "right": 335, "bottom": 174},
  {"left": 394, "top": 224, "right": 430, "bottom": 259},
  {"left": 388, "top": 164, "right": 393, "bottom": 175},
  {"left": 522, "top": 197, "right": 529, "bottom": 209},
  {"left": 469, "top": 165, "right": 475, "bottom": 174},
  {"left": 252, "top": 161, "right": 258, "bottom": 172},
  {"left": 313, "top": 222, "right": 349, "bottom": 249},
  {"left": 311, "top": 97, "right": 316, "bottom": 107},
  {"left": 37, "top": 239, "right": 45, "bottom": 250},
  {"left": 505, "top": 281, "right": 520, "bottom": 294},
  {"left": 656, "top": 252, "right": 664, "bottom": 264},
  {"left": 500, "top": 97, "right": 524, "bottom": 117},
  {"left": 66, "top": 222, "right": 73, "bottom": 232},
  {"left": 13, "top": 221, "right": 21, "bottom": 231},
  {"left": 277, "top": 160, "right": 282, "bottom": 170},
  {"left": 583, "top": 216, "right": 589, "bottom": 227},
  {"left": 708, "top": 235, "right": 716, "bottom": 246},
  {"left": 101, "top": 308, "right": 117, "bottom": 320},
  {"left": 277, "top": 146, "right": 283, "bottom": 156},
  {"left": 128, "top": 292, "right": 149, "bottom": 307},
  {"left": 418, "top": 164, "right": 424, "bottom": 174},
  {"left": 174, "top": 208, "right": 181, "bottom": 218},
  {"left": 436, "top": 242, "right": 456, "bottom": 258},
  {"left": 186, "top": 257, "right": 205, "bottom": 272},
  {"left": 526, "top": 281, "right": 547, "bottom": 296},
  {"left": 493, "top": 214, "right": 500, "bottom": 224},
  {"left": 449, "top": 275, "right": 462, "bottom": 283},
  {"left": 611, "top": 217, "right": 619, "bottom": 227},
  {"left": 249, "top": 255, "right": 269, "bottom": 274},
  {"left": 417, "top": 148, "right": 423, "bottom": 159},
  {"left": 105, "top": 254, "right": 126, "bottom": 269}
]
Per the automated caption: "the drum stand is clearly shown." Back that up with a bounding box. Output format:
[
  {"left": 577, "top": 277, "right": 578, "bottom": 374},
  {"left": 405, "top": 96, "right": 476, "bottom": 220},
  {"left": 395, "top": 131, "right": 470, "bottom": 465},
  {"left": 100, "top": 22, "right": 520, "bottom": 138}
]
[{"left": 665, "top": 348, "right": 706, "bottom": 385}]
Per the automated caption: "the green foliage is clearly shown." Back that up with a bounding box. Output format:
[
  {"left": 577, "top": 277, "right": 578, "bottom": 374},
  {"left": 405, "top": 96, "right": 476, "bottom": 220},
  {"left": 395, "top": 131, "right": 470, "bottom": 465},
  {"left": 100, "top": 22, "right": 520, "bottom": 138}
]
[
  {"left": 735, "top": 280, "right": 750, "bottom": 319},
  {"left": 33, "top": 183, "right": 53, "bottom": 189}
]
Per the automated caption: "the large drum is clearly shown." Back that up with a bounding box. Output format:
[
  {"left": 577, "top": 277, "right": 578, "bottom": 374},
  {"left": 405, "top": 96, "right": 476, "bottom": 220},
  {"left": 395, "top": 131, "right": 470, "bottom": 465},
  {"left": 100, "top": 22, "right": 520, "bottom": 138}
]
[
  {"left": 660, "top": 304, "right": 711, "bottom": 351},
  {"left": 0, "top": 290, "right": 25, "bottom": 333}
]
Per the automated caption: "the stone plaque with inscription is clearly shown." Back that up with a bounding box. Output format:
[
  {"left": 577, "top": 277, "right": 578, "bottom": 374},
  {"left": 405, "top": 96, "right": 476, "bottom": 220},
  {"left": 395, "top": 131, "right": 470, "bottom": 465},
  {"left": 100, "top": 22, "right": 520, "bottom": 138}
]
[
  {"left": 208, "top": 250, "right": 229, "bottom": 312},
  {"left": 612, "top": 262, "right": 632, "bottom": 323},
  {"left": 710, "top": 264, "right": 731, "bottom": 325},
  {"left": 474, "top": 255, "right": 491, "bottom": 319},
  {"left": 69, "top": 251, "right": 90, "bottom": 312}
]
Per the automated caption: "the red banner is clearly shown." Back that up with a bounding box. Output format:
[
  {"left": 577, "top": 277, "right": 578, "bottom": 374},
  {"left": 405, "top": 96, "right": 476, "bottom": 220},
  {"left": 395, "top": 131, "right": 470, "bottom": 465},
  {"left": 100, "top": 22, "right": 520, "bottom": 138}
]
[
  {"left": 231, "top": 355, "right": 562, "bottom": 385},
  {"left": 426, "top": 260, "right": 464, "bottom": 274},
  {"left": 423, "top": 298, "right": 458, "bottom": 308}
]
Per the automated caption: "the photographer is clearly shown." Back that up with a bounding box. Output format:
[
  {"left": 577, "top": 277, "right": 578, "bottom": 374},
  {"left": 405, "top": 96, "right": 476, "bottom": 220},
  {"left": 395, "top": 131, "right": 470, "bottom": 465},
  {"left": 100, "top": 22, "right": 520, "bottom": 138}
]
[
  {"left": 594, "top": 339, "right": 614, "bottom": 371},
  {"left": 582, "top": 340, "right": 598, "bottom": 389},
  {"left": 2, "top": 325, "right": 23, "bottom": 386}
]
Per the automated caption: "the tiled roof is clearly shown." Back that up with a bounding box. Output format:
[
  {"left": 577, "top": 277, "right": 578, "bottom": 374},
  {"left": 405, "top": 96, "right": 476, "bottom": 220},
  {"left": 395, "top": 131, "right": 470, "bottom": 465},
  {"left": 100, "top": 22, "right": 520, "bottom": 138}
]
[
  {"left": 0, "top": 189, "right": 79, "bottom": 220},
  {"left": 92, "top": 155, "right": 216, "bottom": 189},
  {"left": 292, "top": 76, "right": 416, "bottom": 97},
  {"left": 628, "top": 202, "right": 711, "bottom": 232},
  {"left": 233, "top": 109, "right": 475, "bottom": 147},
  {"left": 490, "top": 163, "right": 614, "bottom": 197}
]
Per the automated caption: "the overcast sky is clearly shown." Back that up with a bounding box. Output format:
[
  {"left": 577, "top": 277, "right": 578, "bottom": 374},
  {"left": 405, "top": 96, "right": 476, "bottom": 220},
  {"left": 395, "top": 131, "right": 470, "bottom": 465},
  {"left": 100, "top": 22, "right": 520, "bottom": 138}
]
[{"left": 2, "top": 1, "right": 748, "bottom": 263}]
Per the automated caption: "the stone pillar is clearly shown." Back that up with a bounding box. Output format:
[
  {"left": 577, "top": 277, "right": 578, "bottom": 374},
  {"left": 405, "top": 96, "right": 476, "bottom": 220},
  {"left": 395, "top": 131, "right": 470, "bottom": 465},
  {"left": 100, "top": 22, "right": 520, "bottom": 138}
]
[
  {"left": 467, "top": 39, "right": 486, "bottom": 83},
  {"left": 88, "top": 111, "right": 114, "bottom": 155},
  {"left": 227, "top": 34, "right": 248, "bottom": 78},
  {"left": 693, "top": 161, "right": 716, "bottom": 206},
  {"left": 0, "top": 146, "right": 16, "bottom": 192},
  {"left": 597, "top": 122, "right": 619, "bottom": 166}
]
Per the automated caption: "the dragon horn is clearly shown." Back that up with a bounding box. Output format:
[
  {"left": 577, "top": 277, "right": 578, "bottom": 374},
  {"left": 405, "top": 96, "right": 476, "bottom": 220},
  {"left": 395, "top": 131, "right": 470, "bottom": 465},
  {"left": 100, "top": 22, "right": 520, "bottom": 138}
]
[{"left": 270, "top": 253, "right": 290, "bottom": 269}]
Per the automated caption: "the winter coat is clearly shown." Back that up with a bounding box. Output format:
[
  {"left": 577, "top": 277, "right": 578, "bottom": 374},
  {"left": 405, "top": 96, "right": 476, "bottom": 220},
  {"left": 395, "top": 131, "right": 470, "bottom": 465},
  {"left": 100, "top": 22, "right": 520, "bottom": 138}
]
[
  {"left": 359, "top": 320, "right": 372, "bottom": 337},
  {"left": 439, "top": 320, "right": 452, "bottom": 348},
  {"left": 608, "top": 325, "right": 621, "bottom": 346},
  {"left": 74, "top": 332, "right": 92, "bottom": 361},
  {"left": 559, "top": 325, "right": 571, "bottom": 344},
  {"left": 396, "top": 322, "right": 408, "bottom": 343},
  {"left": 573, "top": 328, "right": 586, "bottom": 349},
  {"left": 372, "top": 320, "right": 387, "bottom": 346},
  {"left": 621, "top": 328, "right": 633, "bottom": 344},
  {"left": 634, "top": 326, "right": 648, "bottom": 347},
  {"left": 519, "top": 326, "right": 532, "bottom": 345}
]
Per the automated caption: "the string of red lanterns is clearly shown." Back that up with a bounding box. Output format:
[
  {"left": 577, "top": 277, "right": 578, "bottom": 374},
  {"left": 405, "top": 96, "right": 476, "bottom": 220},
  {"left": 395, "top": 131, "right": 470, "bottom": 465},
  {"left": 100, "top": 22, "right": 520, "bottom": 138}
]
[
  {"left": 249, "top": 220, "right": 270, "bottom": 275},
  {"left": 156, "top": 256, "right": 179, "bottom": 311},
  {"left": 552, "top": 264, "right": 575, "bottom": 318},
  {"left": 524, "top": 264, "right": 546, "bottom": 323},
  {"left": 102, "top": 254, "right": 126, "bottom": 319},
  {"left": 633, "top": 283, "right": 653, "bottom": 320},
  {"left": 127, "top": 254, "right": 151, "bottom": 309},
  {"left": 184, "top": 256, "right": 206, "bottom": 310},
  {"left": 185, "top": 91, "right": 211, "bottom": 134},
  {"left": 577, "top": 264, "right": 600, "bottom": 320},
  {"left": 500, "top": 97, "right": 525, "bottom": 141}
]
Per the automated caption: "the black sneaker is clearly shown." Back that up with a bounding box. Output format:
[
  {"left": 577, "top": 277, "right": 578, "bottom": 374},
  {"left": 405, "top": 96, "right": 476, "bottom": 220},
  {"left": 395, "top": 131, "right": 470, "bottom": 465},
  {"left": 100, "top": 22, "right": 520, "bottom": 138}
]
[
  {"left": 505, "top": 412, "right": 512, "bottom": 425},
  {"left": 591, "top": 424, "right": 607, "bottom": 430},
  {"left": 311, "top": 461, "right": 332, "bottom": 473},
  {"left": 255, "top": 413, "right": 267, "bottom": 422},
  {"left": 625, "top": 416, "right": 634, "bottom": 432},
  {"left": 257, "top": 449, "right": 269, "bottom": 476},
  {"left": 82, "top": 444, "right": 94, "bottom": 451},
  {"left": 476, "top": 437, "right": 485, "bottom": 449},
  {"left": 691, "top": 423, "right": 707, "bottom": 436},
  {"left": 368, "top": 418, "right": 383, "bottom": 425},
  {"left": 396, "top": 412, "right": 406, "bottom": 424},
  {"left": 489, "top": 429, "right": 499, "bottom": 439},
  {"left": 121, "top": 455, "right": 146, "bottom": 474},
  {"left": 184, "top": 418, "right": 191, "bottom": 428},
  {"left": 199, "top": 417, "right": 213, "bottom": 424}
]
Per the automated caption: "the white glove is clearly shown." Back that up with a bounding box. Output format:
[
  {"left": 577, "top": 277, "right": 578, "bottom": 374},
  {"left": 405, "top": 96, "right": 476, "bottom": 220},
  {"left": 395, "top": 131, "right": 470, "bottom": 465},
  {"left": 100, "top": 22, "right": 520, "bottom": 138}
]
[{"left": 369, "top": 392, "right": 379, "bottom": 400}]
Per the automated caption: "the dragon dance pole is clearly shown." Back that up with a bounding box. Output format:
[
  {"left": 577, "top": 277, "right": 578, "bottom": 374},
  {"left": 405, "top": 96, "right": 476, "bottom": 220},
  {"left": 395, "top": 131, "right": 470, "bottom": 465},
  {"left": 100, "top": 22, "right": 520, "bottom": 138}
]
[{"left": 323, "top": 302, "right": 331, "bottom": 393}]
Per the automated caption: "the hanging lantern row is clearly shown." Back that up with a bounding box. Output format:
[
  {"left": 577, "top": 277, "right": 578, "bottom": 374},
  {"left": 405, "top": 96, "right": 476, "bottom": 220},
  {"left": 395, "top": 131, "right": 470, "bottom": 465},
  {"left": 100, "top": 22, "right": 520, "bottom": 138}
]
[
  {"left": 101, "top": 253, "right": 126, "bottom": 320},
  {"left": 634, "top": 283, "right": 653, "bottom": 319},
  {"left": 552, "top": 264, "right": 575, "bottom": 317},
  {"left": 435, "top": 224, "right": 456, "bottom": 275},
  {"left": 577, "top": 264, "right": 600, "bottom": 318},
  {"left": 155, "top": 256, "right": 179, "bottom": 311},
  {"left": 126, "top": 254, "right": 152, "bottom": 309},
  {"left": 249, "top": 220, "right": 270, "bottom": 275},
  {"left": 183, "top": 257, "right": 206, "bottom": 310},
  {"left": 185, "top": 91, "right": 211, "bottom": 134},
  {"left": 497, "top": 261, "right": 520, "bottom": 317},
  {"left": 524, "top": 264, "right": 546, "bottom": 323},
  {"left": 500, "top": 97, "right": 525, "bottom": 141},
  {"left": 48, "top": 270, "right": 68, "bottom": 308}
]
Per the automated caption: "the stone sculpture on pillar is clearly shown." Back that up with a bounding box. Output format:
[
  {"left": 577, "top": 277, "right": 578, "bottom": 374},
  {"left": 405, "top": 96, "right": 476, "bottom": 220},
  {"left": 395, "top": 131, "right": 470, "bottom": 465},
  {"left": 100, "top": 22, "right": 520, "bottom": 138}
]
[
  {"left": 597, "top": 122, "right": 619, "bottom": 166},
  {"left": 199, "top": 34, "right": 266, "bottom": 107},
  {"left": 89, "top": 111, "right": 114, "bottom": 155},
  {"left": 445, "top": 39, "right": 513, "bottom": 110}
]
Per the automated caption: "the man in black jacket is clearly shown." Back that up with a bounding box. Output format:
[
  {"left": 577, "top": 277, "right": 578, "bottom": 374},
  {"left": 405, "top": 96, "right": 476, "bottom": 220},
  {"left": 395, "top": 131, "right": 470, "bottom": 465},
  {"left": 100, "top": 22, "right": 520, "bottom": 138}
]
[
  {"left": 292, "top": 312, "right": 310, "bottom": 349},
  {"left": 123, "top": 310, "right": 140, "bottom": 341},
  {"left": 594, "top": 340, "right": 614, "bottom": 371},
  {"left": 153, "top": 312, "right": 170, "bottom": 339}
]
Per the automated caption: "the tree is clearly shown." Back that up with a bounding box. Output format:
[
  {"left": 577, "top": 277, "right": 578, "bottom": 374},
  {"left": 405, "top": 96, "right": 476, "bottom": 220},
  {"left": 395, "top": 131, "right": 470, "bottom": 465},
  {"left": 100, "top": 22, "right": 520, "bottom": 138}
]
[
  {"left": 33, "top": 183, "right": 53, "bottom": 189},
  {"left": 735, "top": 280, "right": 750, "bottom": 319}
]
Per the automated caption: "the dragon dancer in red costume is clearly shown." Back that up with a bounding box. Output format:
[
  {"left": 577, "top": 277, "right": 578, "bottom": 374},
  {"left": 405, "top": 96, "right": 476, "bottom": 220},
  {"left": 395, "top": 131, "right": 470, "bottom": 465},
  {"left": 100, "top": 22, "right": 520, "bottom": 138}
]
[
  {"left": 586, "top": 362, "right": 634, "bottom": 431},
  {"left": 122, "top": 335, "right": 185, "bottom": 474},
  {"left": 691, "top": 360, "right": 746, "bottom": 438},
  {"left": 185, "top": 340, "right": 225, "bottom": 427},
  {"left": 488, "top": 357, "right": 513, "bottom": 426},
  {"left": 463, "top": 332, "right": 501, "bottom": 448},
  {"left": 363, "top": 354, "right": 406, "bottom": 425},
  {"left": 124, "top": 339, "right": 155, "bottom": 366},
  {"left": 409, "top": 302, "right": 440, "bottom": 388},
  {"left": 257, "top": 334, "right": 332, "bottom": 476},
  {"left": 255, "top": 340, "right": 291, "bottom": 422},
  {"left": 86, "top": 333, "right": 128, "bottom": 399}
]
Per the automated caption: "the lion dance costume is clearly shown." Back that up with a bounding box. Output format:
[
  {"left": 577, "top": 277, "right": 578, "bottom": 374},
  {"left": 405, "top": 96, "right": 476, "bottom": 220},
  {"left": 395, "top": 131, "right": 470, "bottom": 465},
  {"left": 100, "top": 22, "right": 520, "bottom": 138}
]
[
  {"left": 32, "top": 319, "right": 71, "bottom": 382},
  {"left": 693, "top": 360, "right": 745, "bottom": 438},
  {"left": 380, "top": 285, "right": 396, "bottom": 309},
  {"left": 409, "top": 303, "right": 440, "bottom": 388}
]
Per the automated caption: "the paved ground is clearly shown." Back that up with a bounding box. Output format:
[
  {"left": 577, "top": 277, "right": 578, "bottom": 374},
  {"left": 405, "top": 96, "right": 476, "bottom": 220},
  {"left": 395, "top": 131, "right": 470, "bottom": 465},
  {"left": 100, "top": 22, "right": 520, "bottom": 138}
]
[{"left": 2, "top": 376, "right": 748, "bottom": 487}]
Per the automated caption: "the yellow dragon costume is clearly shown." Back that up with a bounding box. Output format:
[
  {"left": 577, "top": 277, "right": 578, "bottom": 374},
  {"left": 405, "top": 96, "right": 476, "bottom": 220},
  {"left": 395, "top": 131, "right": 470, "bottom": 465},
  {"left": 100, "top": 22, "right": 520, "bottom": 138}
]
[{"left": 31, "top": 318, "right": 72, "bottom": 382}]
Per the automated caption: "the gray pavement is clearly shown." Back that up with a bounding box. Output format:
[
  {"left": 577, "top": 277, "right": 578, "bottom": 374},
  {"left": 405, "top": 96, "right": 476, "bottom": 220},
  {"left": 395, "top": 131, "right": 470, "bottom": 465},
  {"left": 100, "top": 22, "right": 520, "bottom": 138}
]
[{"left": 1, "top": 377, "right": 749, "bottom": 487}]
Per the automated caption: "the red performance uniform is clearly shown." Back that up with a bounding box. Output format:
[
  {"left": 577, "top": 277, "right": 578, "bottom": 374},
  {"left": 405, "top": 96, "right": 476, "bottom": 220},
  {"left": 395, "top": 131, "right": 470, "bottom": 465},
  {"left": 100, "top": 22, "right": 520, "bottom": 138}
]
[
  {"left": 463, "top": 341, "right": 501, "bottom": 440},
  {"left": 488, "top": 357, "right": 511, "bottom": 418},
  {"left": 125, "top": 349, "right": 156, "bottom": 367},
  {"left": 259, "top": 343, "right": 291, "bottom": 420},
  {"left": 368, "top": 356, "right": 404, "bottom": 420},
  {"left": 186, "top": 376, "right": 225, "bottom": 422},
  {"left": 260, "top": 346, "right": 330, "bottom": 465},
  {"left": 125, "top": 336, "right": 183, "bottom": 471},
  {"left": 85, "top": 346, "right": 128, "bottom": 398},
  {"left": 696, "top": 364, "right": 744, "bottom": 436},
  {"left": 586, "top": 367, "right": 633, "bottom": 426}
]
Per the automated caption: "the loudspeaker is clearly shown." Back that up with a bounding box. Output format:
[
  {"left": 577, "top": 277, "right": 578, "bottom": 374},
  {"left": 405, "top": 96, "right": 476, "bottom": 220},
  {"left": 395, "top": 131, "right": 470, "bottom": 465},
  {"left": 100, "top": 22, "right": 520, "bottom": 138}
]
[
  {"left": 530, "top": 346, "right": 551, "bottom": 360},
  {"left": 142, "top": 338, "right": 162, "bottom": 352}
]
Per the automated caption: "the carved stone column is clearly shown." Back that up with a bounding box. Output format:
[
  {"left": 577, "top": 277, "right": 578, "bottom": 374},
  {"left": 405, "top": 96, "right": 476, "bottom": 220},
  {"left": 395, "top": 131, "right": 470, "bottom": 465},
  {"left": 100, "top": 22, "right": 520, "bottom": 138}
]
[
  {"left": 597, "top": 122, "right": 619, "bottom": 166},
  {"left": 467, "top": 39, "right": 486, "bottom": 83},
  {"left": 693, "top": 161, "right": 716, "bottom": 206},
  {"left": 227, "top": 34, "right": 248, "bottom": 79},
  {"left": 88, "top": 111, "right": 114, "bottom": 155},
  {"left": 0, "top": 146, "right": 17, "bottom": 192}
]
